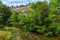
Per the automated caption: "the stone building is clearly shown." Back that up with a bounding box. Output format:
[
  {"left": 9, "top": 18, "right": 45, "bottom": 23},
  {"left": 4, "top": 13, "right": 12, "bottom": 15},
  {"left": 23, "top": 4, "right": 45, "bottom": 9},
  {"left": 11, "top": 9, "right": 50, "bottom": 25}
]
[{"left": 9, "top": 3, "right": 31, "bottom": 13}]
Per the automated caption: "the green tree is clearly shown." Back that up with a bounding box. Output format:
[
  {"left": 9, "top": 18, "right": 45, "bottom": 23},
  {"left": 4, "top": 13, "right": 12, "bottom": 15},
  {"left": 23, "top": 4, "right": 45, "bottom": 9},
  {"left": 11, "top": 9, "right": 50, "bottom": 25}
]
[
  {"left": 31, "top": 1, "right": 49, "bottom": 26},
  {"left": 50, "top": 0, "right": 59, "bottom": 8},
  {"left": 8, "top": 12, "right": 19, "bottom": 27},
  {"left": 22, "top": 1, "right": 60, "bottom": 36},
  {"left": 0, "top": 0, "right": 11, "bottom": 27}
]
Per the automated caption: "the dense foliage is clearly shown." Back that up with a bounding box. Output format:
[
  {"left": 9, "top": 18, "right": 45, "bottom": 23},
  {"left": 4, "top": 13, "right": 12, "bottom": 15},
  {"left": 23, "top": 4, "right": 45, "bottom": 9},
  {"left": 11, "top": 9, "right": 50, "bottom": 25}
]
[
  {"left": 0, "top": 0, "right": 11, "bottom": 27},
  {"left": 0, "top": 27, "right": 21, "bottom": 40},
  {"left": 0, "top": 0, "right": 60, "bottom": 37},
  {"left": 16, "top": 1, "right": 60, "bottom": 36}
]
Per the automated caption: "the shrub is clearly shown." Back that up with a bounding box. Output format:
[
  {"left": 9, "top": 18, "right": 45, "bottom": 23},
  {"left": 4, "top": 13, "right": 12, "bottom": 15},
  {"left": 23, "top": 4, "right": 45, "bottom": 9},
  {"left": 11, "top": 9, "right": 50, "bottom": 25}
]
[
  {"left": 44, "top": 21, "right": 60, "bottom": 36},
  {"left": 3, "top": 27, "right": 21, "bottom": 40},
  {"left": 0, "top": 30, "right": 12, "bottom": 40},
  {"left": 36, "top": 25, "right": 46, "bottom": 33},
  {"left": 0, "top": 1, "right": 11, "bottom": 26},
  {"left": 6, "top": 1, "right": 60, "bottom": 37},
  {"left": 8, "top": 12, "right": 19, "bottom": 27},
  {"left": 4, "top": 27, "right": 20, "bottom": 33},
  {"left": 18, "top": 2, "right": 60, "bottom": 36}
]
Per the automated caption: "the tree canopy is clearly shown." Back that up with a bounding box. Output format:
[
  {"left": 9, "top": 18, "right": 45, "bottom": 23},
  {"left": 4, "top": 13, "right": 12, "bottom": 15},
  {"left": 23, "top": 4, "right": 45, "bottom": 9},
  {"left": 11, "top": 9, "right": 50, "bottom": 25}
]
[{"left": 0, "top": 0, "right": 11, "bottom": 26}]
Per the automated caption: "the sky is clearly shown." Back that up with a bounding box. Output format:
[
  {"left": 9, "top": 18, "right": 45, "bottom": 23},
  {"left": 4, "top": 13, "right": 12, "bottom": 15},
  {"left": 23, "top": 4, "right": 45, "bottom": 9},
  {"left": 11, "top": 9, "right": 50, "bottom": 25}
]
[{"left": 1, "top": 0, "right": 49, "bottom": 6}]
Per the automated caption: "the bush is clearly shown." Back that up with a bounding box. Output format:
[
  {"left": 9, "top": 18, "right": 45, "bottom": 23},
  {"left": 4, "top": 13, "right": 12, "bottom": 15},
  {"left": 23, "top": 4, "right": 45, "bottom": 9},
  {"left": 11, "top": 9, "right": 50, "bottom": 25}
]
[
  {"left": 8, "top": 12, "right": 19, "bottom": 27},
  {"left": 6, "top": 1, "right": 60, "bottom": 37},
  {"left": 0, "top": 1, "right": 11, "bottom": 26},
  {"left": 17, "top": 2, "right": 60, "bottom": 36},
  {"left": 4, "top": 27, "right": 20, "bottom": 33},
  {"left": 0, "top": 30, "right": 12, "bottom": 40},
  {"left": 3, "top": 27, "right": 21, "bottom": 40},
  {"left": 44, "top": 21, "right": 60, "bottom": 36},
  {"left": 36, "top": 25, "right": 46, "bottom": 33}
]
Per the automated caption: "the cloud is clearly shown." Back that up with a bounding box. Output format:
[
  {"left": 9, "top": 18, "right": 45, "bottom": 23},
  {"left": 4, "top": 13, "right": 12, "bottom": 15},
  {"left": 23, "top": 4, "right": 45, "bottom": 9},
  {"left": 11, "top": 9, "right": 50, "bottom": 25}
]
[
  {"left": 1, "top": 0, "right": 29, "bottom": 6},
  {"left": 1, "top": 0, "right": 49, "bottom": 6},
  {"left": 8, "top": 0, "right": 13, "bottom": 2}
]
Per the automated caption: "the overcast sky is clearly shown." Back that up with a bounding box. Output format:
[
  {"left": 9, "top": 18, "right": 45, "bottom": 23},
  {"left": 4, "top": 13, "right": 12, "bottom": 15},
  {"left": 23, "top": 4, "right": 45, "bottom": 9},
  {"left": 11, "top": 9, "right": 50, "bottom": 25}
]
[{"left": 1, "top": 0, "right": 49, "bottom": 6}]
